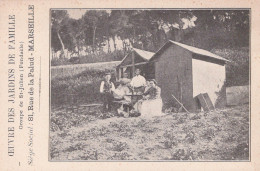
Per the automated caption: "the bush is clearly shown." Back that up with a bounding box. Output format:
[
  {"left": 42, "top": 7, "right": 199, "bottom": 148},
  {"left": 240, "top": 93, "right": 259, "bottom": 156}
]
[
  {"left": 51, "top": 58, "right": 71, "bottom": 66},
  {"left": 51, "top": 69, "right": 116, "bottom": 108},
  {"left": 212, "top": 48, "right": 249, "bottom": 86}
]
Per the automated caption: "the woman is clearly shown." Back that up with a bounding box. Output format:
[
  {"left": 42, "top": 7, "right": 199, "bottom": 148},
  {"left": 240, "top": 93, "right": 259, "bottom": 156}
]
[
  {"left": 100, "top": 73, "right": 115, "bottom": 111},
  {"left": 136, "top": 79, "right": 163, "bottom": 117}
]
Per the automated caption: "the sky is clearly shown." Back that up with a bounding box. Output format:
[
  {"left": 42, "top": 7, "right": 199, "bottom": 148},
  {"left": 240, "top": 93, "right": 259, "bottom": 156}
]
[
  {"left": 67, "top": 9, "right": 112, "bottom": 19},
  {"left": 67, "top": 9, "right": 87, "bottom": 19}
]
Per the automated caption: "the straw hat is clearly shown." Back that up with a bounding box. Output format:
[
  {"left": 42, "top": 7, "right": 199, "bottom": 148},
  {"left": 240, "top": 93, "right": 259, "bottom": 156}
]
[{"left": 149, "top": 79, "right": 157, "bottom": 85}]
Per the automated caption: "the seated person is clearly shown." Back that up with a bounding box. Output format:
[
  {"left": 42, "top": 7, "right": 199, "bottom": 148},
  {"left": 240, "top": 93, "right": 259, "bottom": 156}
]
[
  {"left": 113, "top": 79, "right": 131, "bottom": 116},
  {"left": 144, "top": 80, "right": 151, "bottom": 93},
  {"left": 113, "top": 79, "right": 131, "bottom": 102},
  {"left": 134, "top": 79, "right": 163, "bottom": 117}
]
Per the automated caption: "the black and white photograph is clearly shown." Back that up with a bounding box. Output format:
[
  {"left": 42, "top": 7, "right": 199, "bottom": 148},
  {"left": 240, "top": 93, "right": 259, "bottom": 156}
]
[{"left": 50, "top": 9, "right": 250, "bottom": 161}]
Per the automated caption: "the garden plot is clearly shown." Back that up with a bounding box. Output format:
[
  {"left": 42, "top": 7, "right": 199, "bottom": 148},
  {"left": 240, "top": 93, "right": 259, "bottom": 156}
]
[{"left": 50, "top": 104, "right": 249, "bottom": 161}]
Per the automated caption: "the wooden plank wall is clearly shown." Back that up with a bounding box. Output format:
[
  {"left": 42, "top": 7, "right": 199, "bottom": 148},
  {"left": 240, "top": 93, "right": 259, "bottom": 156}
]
[{"left": 154, "top": 45, "right": 194, "bottom": 111}]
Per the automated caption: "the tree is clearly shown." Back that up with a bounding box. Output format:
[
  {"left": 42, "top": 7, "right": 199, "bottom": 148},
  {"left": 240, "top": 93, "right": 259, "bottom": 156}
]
[
  {"left": 191, "top": 10, "right": 249, "bottom": 49},
  {"left": 82, "top": 10, "right": 109, "bottom": 53},
  {"left": 66, "top": 18, "right": 85, "bottom": 56},
  {"left": 51, "top": 9, "right": 250, "bottom": 64},
  {"left": 51, "top": 10, "right": 69, "bottom": 58}
]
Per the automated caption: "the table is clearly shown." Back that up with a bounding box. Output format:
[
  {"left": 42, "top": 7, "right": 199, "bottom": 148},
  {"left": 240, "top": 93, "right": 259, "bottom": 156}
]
[
  {"left": 114, "top": 94, "right": 142, "bottom": 116},
  {"left": 115, "top": 94, "right": 142, "bottom": 117},
  {"left": 125, "top": 94, "right": 143, "bottom": 105},
  {"left": 113, "top": 100, "right": 132, "bottom": 116}
]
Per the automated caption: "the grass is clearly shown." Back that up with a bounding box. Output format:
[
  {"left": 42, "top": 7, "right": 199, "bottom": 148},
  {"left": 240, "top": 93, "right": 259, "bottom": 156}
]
[{"left": 50, "top": 104, "right": 249, "bottom": 161}]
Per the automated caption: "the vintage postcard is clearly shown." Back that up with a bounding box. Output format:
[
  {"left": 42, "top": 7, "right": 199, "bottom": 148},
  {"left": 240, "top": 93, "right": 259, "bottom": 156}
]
[{"left": 0, "top": 0, "right": 260, "bottom": 170}]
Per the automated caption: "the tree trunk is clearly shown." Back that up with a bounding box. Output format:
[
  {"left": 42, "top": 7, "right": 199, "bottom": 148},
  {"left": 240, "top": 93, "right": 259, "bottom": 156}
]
[
  {"left": 133, "top": 28, "right": 136, "bottom": 43},
  {"left": 107, "top": 37, "right": 111, "bottom": 53},
  {"left": 129, "top": 38, "right": 134, "bottom": 48},
  {"left": 92, "top": 26, "right": 96, "bottom": 53},
  {"left": 122, "top": 39, "right": 126, "bottom": 55},
  {"left": 57, "top": 30, "right": 65, "bottom": 58},
  {"left": 112, "top": 36, "right": 117, "bottom": 51},
  {"left": 77, "top": 44, "right": 80, "bottom": 57}
]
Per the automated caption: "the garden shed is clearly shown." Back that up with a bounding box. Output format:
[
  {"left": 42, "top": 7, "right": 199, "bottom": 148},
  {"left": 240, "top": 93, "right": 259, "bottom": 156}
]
[
  {"left": 149, "top": 40, "right": 229, "bottom": 111},
  {"left": 116, "top": 48, "right": 155, "bottom": 80}
]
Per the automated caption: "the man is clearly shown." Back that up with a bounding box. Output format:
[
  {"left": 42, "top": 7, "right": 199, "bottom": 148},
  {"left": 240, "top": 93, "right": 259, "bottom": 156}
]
[
  {"left": 130, "top": 68, "right": 146, "bottom": 94},
  {"left": 100, "top": 73, "right": 115, "bottom": 111}
]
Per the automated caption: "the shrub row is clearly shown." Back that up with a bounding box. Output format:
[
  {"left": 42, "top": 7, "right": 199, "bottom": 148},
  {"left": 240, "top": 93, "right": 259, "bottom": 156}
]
[{"left": 51, "top": 69, "right": 116, "bottom": 108}]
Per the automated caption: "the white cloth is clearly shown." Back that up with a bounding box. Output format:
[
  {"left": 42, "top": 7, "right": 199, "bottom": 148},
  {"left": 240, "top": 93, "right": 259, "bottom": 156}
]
[
  {"left": 120, "top": 78, "right": 131, "bottom": 84},
  {"left": 113, "top": 85, "right": 130, "bottom": 101},
  {"left": 139, "top": 98, "right": 163, "bottom": 117},
  {"left": 130, "top": 75, "right": 146, "bottom": 87}
]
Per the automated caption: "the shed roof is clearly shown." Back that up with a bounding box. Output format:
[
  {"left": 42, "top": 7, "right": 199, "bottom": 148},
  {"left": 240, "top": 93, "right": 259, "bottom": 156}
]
[
  {"left": 118, "top": 48, "right": 155, "bottom": 67},
  {"left": 132, "top": 48, "right": 155, "bottom": 61},
  {"left": 150, "top": 40, "right": 229, "bottom": 62}
]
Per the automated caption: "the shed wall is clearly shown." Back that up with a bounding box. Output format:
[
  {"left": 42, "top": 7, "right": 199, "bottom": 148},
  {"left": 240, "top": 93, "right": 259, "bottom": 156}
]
[
  {"left": 192, "top": 58, "right": 226, "bottom": 107},
  {"left": 155, "top": 45, "right": 194, "bottom": 110}
]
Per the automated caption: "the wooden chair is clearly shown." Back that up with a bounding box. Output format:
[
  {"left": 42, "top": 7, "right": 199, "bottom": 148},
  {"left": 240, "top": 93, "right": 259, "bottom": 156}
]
[{"left": 113, "top": 100, "right": 134, "bottom": 117}]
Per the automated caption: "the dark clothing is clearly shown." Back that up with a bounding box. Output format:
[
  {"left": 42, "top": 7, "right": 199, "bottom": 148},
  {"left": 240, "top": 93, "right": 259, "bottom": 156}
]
[
  {"left": 133, "top": 86, "right": 145, "bottom": 94},
  {"left": 102, "top": 92, "right": 114, "bottom": 111},
  {"left": 103, "top": 81, "right": 113, "bottom": 93},
  {"left": 143, "top": 86, "right": 161, "bottom": 100},
  {"left": 100, "top": 80, "right": 115, "bottom": 111}
]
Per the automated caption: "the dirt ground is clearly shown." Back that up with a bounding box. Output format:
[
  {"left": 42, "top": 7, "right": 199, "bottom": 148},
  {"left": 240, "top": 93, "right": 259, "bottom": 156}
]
[{"left": 50, "top": 104, "right": 249, "bottom": 161}]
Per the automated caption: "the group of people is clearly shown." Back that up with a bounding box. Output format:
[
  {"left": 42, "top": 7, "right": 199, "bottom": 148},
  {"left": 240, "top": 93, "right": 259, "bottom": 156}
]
[{"left": 99, "top": 68, "right": 163, "bottom": 117}]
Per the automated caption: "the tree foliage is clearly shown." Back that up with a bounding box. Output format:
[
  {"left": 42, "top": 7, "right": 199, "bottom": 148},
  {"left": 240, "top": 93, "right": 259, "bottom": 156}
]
[{"left": 51, "top": 9, "right": 249, "bottom": 60}]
